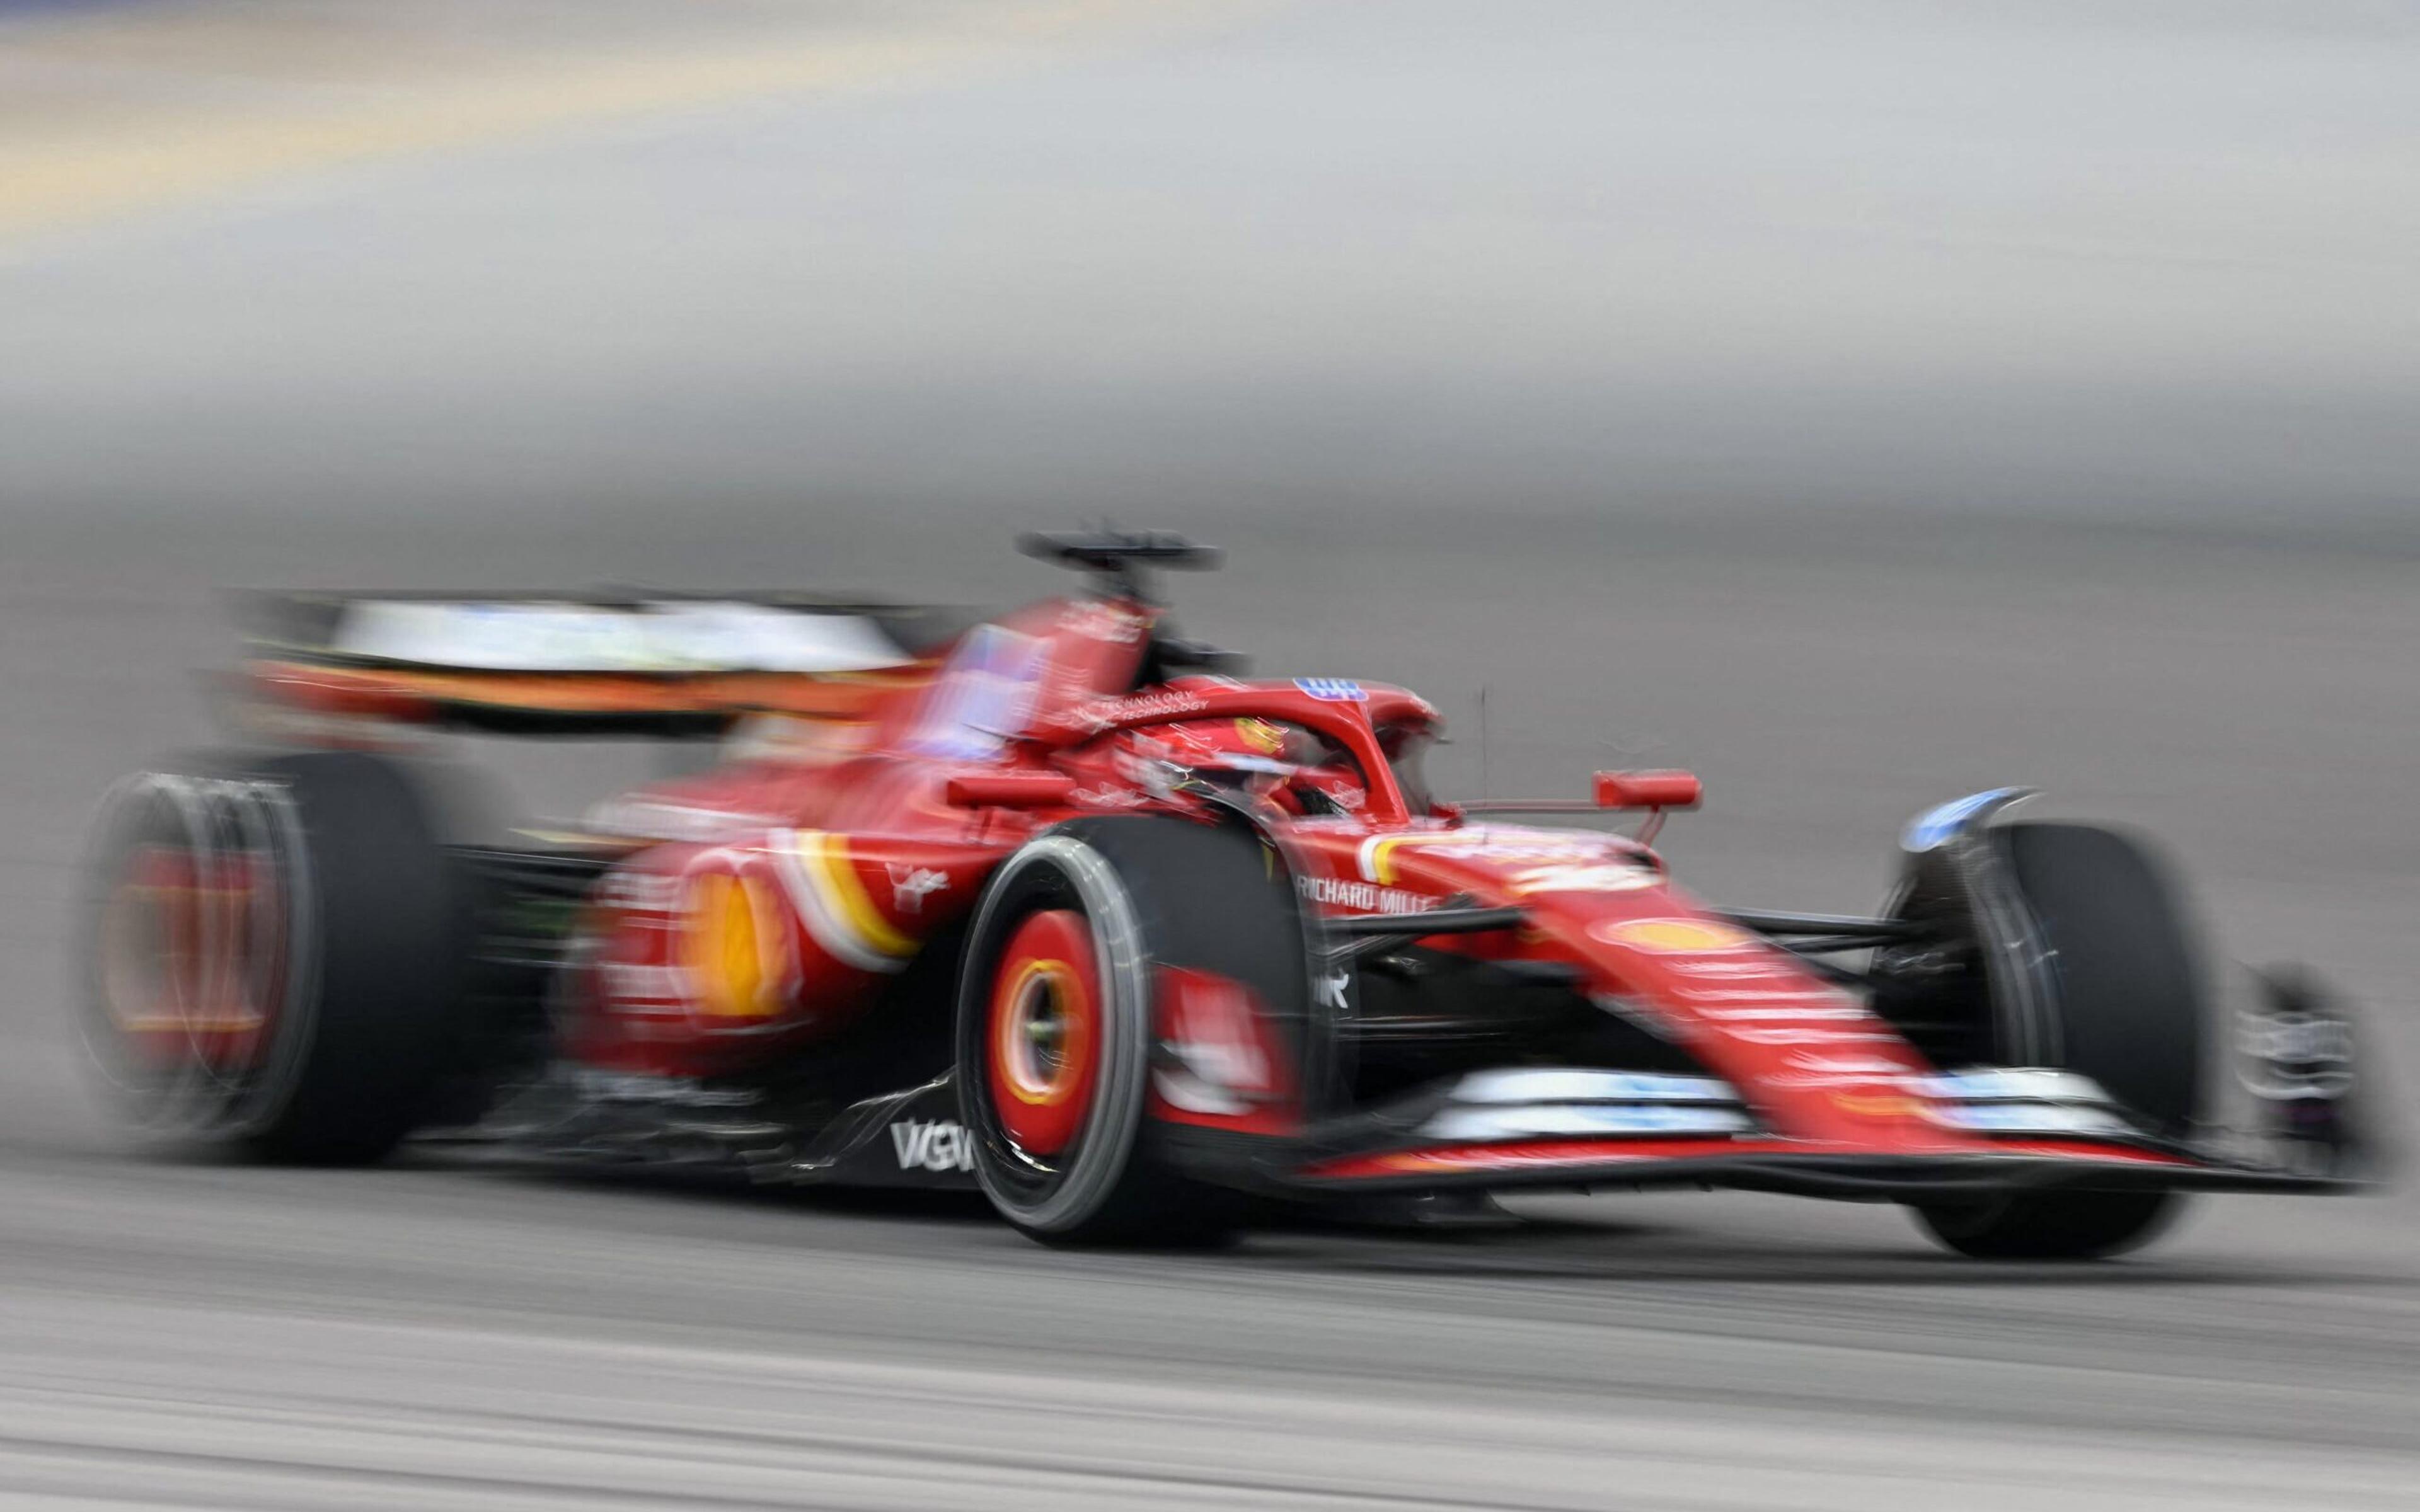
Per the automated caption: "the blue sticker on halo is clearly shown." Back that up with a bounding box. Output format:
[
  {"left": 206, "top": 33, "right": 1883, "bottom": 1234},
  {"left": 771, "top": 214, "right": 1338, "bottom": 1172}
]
[{"left": 1294, "top": 678, "right": 1367, "bottom": 703}]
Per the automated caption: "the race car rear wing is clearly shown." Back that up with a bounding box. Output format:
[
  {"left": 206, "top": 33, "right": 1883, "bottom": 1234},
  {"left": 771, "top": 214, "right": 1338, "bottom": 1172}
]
[{"left": 234, "top": 592, "right": 965, "bottom": 736}]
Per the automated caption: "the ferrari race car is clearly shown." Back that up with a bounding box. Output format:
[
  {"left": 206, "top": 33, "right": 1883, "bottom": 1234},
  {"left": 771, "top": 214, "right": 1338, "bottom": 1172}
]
[{"left": 78, "top": 532, "right": 2377, "bottom": 1258}]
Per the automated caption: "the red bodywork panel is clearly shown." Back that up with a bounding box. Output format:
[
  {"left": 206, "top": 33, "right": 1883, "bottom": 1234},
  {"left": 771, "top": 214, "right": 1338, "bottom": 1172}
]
[
  {"left": 561, "top": 591, "right": 2054, "bottom": 1159},
  {"left": 253, "top": 587, "right": 2182, "bottom": 1176},
  {"left": 568, "top": 593, "right": 1159, "bottom": 1077}
]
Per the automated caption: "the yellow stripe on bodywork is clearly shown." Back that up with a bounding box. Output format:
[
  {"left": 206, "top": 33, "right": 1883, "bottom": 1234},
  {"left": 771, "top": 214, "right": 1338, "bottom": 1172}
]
[
  {"left": 794, "top": 832, "right": 916, "bottom": 960},
  {"left": 1360, "top": 835, "right": 1418, "bottom": 886}
]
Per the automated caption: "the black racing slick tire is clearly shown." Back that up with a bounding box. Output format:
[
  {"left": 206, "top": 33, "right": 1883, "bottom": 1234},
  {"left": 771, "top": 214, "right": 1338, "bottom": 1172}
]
[
  {"left": 1912, "top": 822, "right": 2208, "bottom": 1261},
  {"left": 955, "top": 814, "right": 1313, "bottom": 1246},
  {"left": 2002, "top": 822, "right": 2208, "bottom": 1136},
  {"left": 1914, "top": 1188, "right": 2181, "bottom": 1261},
  {"left": 79, "top": 750, "right": 469, "bottom": 1164}
]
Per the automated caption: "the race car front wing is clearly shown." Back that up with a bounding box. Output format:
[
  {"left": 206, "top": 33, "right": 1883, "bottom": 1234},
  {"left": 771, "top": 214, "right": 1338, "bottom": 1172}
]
[{"left": 1262, "top": 1062, "right": 2379, "bottom": 1201}]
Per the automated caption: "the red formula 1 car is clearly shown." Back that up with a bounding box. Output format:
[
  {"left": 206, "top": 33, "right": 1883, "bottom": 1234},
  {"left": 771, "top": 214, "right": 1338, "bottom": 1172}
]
[{"left": 79, "top": 532, "right": 2375, "bottom": 1258}]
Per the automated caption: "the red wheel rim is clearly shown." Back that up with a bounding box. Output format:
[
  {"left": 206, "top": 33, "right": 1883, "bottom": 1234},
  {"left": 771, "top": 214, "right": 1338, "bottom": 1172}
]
[
  {"left": 986, "top": 909, "right": 1102, "bottom": 1158},
  {"left": 101, "top": 841, "right": 283, "bottom": 1078}
]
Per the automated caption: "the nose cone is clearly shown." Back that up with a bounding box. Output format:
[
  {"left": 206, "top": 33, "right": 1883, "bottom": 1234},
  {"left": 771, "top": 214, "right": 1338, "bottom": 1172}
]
[{"left": 1546, "top": 905, "right": 1971, "bottom": 1150}]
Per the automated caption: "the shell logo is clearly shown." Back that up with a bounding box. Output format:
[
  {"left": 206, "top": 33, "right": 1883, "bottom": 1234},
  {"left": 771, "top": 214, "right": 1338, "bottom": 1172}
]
[
  {"left": 683, "top": 872, "right": 790, "bottom": 1018},
  {"left": 1590, "top": 917, "right": 1757, "bottom": 954},
  {"left": 1832, "top": 1092, "right": 1925, "bottom": 1121},
  {"left": 1235, "top": 718, "right": 1288, "bottom": 756}
]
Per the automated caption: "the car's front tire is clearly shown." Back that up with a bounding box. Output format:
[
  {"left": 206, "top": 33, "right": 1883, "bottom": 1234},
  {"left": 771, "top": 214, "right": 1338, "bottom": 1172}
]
[
  {"left": 1913, "top": 1188, "right": 2180, "bottom": 1260},
  {"left": 1909, "top": 821, "right": 2208, "bottom": 1260}
]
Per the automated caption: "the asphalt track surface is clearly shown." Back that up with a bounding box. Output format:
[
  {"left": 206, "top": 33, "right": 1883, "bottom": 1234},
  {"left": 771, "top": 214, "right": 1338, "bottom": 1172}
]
[{"left": 5, "top": 4, "right": 2419, "bottom": 1508}]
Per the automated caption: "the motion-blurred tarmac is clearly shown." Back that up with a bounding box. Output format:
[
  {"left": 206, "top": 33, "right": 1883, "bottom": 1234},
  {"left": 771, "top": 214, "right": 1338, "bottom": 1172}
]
[{"left": 3, "top": 2, "right": 2416, "bottom": 1507}]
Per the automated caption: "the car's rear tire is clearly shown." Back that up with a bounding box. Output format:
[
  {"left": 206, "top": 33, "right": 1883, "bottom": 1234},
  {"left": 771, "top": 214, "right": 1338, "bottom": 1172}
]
[
  {"left": 80, "top": 750, "right": 468, "bottom": 1164},
  {"left": 1911, "top": 822, "right": 2207, "bottom": 1260},
  {"left": 955, "top": 815, "right": 1310, "bottom": 1246}
]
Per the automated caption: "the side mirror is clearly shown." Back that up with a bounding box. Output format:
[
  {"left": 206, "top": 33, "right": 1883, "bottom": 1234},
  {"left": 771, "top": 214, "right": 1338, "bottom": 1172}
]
[{"left": 1594, "top": 770, "right": 1703, "bottom": 811}]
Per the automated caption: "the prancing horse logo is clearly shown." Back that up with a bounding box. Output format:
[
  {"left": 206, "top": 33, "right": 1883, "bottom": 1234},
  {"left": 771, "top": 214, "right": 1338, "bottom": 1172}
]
[{"left": 887, "top": 864, "right": 948, "bottom": 915}]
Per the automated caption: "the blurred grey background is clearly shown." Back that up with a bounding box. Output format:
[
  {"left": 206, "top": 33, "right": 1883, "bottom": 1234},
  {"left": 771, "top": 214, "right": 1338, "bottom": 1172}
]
[
  {"left": 8, "top": 0, "right": 2420, "bottom": 532},
  {"left": 1, "top": 2, "right": 2414, "bottom": 1507}
]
